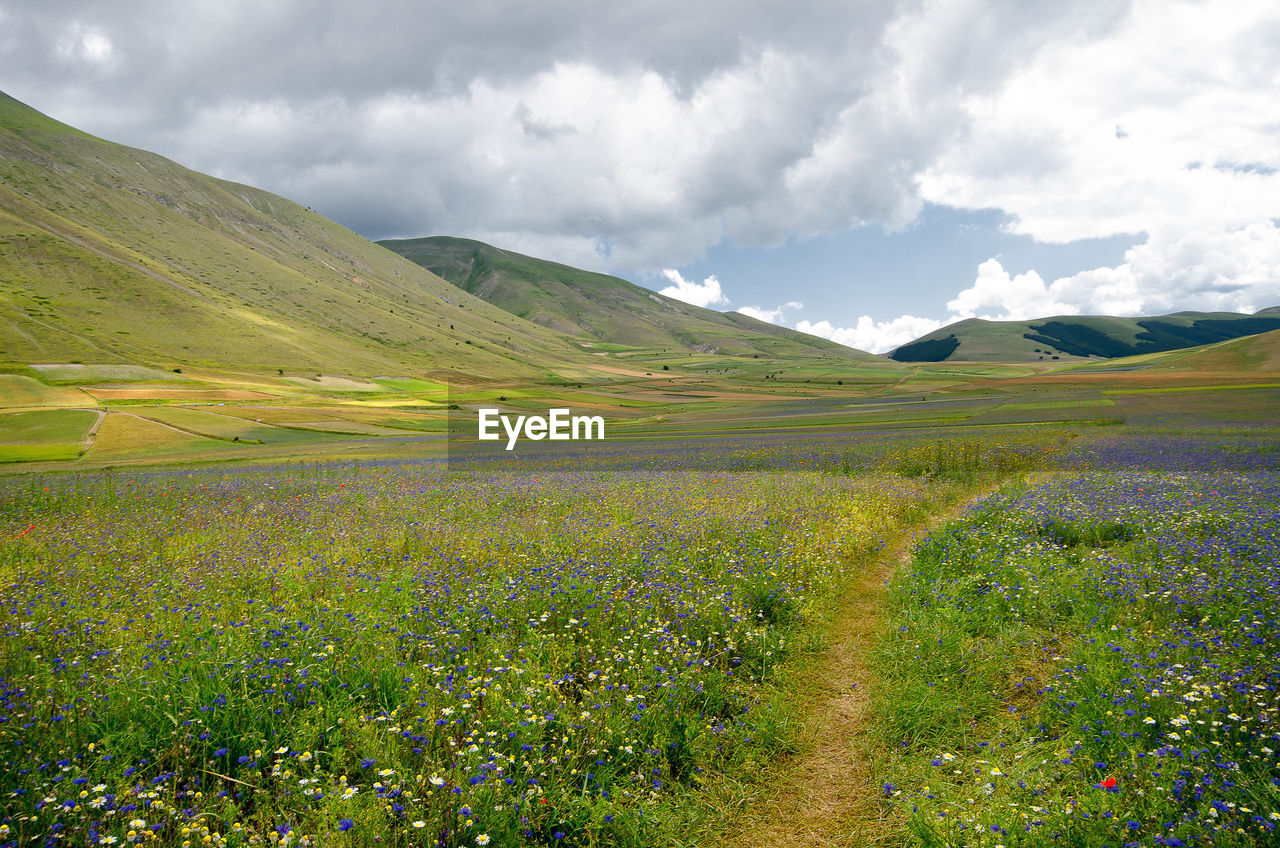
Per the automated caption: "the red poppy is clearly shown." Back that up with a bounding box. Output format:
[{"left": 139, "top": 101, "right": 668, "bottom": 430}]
[{"left": 1100, "top": 777, "right": 1117, "bottom": 788}]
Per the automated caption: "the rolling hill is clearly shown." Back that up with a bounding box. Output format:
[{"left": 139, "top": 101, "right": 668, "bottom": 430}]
[
  {"left": 378, "top": 236, "right": 877, "bottom": 361},
  {"left": 0, "top": 91, "right": 581, "bottom": 381},
  {"left": 1070, "top": 327, "right": 1280, "bottom": 373},
  {"left": 890, "top": 309, "right": 1280, "bottom": 363}
]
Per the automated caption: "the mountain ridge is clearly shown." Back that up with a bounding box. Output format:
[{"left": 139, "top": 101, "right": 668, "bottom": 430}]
[
  {"left": 891, "top": 308, "right": 1280, "bottom": 363},
  {"left": 378, "top": 235, "right": 879, "bottom": 361}
]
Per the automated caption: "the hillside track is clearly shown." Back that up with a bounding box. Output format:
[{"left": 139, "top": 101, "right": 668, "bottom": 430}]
[{"left": 715, "top": 482, "right": 1002, "bottom": 848}]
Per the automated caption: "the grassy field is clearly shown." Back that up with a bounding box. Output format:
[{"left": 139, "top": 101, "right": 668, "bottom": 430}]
[
  {"left": 3, "top": 428, "right": 1275, "bottom": 848},
  {"left": 0, "top": 329, "right": 1277, "bottom": 473},
  {"left": 0, "top": 409, "right": 98, "bottom": 463},
  {"left": 870, "top": 444, "right": 1280, "bottom": 846},
  {"left": 2, "top": 392, "right": 1278, "bottom": 848},
  {"left": 0, "top": 439, "right": 1028, "bottom": 848},
  {"left": 2, "top": 333, "right": 1279, "bottom": 847}
]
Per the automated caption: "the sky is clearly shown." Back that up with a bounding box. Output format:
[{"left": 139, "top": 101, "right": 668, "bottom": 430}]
[{"left": 2, "top": 0, "right": 1278, "bottom": 353}]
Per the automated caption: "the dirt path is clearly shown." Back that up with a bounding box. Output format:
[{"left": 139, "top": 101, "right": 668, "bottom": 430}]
[
  {"left": 716, "top": 484, "right": 1000, "bottom": 848},
  {"left": 80, "top": 408, "right": 107, "bottom": 453}
]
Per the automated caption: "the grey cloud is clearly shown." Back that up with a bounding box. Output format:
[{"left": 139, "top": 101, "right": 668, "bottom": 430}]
[
  {"left": 0, "top": 0, "right": 1133, "bottom": 274},
  {"left": 513, "top": 103, "right": 575, "bottom": 142},
  {"left": 1215, "top": 161, "right": 1277, "bottom": 176}
]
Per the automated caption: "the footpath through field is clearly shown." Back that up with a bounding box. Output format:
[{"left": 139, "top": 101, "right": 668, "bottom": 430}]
[{"left": 714, "top": 484, "right": 1000, "bottom": 848}]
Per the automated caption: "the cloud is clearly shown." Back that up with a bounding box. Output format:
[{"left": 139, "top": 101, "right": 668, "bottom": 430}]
[
  {"left": 914, "top": 0, "right": 1280, "bottom": 320},
  {"left": 947, "top": 258, "right": 1082, "bottom": 320},
  {"left": 849, "top": 220, "right": 1280, "bottom": 354},
  {"left": 920, "top": 1, "right": 1279, "bottom": 244},
  {"left": 0, "top": 0, "right": 1120, "bottom": 272},
  {"left": 796, "top": 315, "right": 944, "bottom": 354},
  {"left": 737, "top": 301, "right": 803, "bottom": 323},
  {"left": 57, "top": 26, "right": 114, "bottom": 66},
  {"left": 2, "top": 0, "right": 1277, "bottom": 329},
  {"left": 657, "top": 269, "right": 728, "bottom": 308},
  {"left": 942, "top": 222, "right": 1280, "bottom": 325},
  {"left": 1043, "top": 221, "right": 1280, "bottom": 315}
]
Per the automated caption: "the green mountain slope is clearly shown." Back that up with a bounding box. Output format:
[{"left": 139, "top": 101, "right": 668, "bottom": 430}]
[
  {"left": 891, "top": 308, "right": 1280, "bottom": 363},
  {"left": 0, "top": 92, "right": 579, "bottom": 379},
  {"left": 378, "top": 236, "right": 877, "bottom": 360},
  {"left": 1071, "top": 327, "right": 1280, "bottom": 373}
]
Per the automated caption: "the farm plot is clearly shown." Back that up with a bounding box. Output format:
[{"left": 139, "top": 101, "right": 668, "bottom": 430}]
[{"left": 0, "top": 408, "right": 99, "bottom": 462}]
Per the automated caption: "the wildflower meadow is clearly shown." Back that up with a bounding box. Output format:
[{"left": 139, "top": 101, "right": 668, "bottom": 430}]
[
  {"left": 874, "top": 445, "right": 1280, "bottom": 846},
  {"left": 0, "top": 461, "right": 959, "bottom": 847},
  {"left": 1, "top": 434, "right": 1276, "bottom": 847}
]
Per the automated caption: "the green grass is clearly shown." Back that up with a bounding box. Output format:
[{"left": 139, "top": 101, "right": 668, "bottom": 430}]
[
  {"left": 372, "top": 377, "right": 449, "bottom": 393},
  {"left": 378, "top": 236, "right": 879, "bottom": 362},
  {"left": 0, "top": 91, "right": 95, "bottom": 136},
  {"left": 0, "top": 461, "right": 956, "bottom": 847},
  {"left": 0, "top": 374, "right": 92, "bottom": 407},
  {"left": 0, "top": 407, "right": 97, "bottom": 442},
  {"left": 28, "top": 363, "right": 188, "bottom": 383},
  {"left": 893, "top": 311, "right": 1280, "bottom": 363},
  {"left": 997, "top": 398, "right": 1117, "bottom": 410},
  {"left": 0, "top": 443, "right": 82, "bottom": 462},
  {"left": 134, "top": 406, "right": 316, "bottom": 444},
  {"left": 869, "top": 467, "right": 1280, "bottom": 846}
]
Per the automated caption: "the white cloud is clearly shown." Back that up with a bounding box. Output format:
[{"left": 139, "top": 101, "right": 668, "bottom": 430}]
[
  {"left": 916, "top": 0, "right": 1280, "bottom": 322},
  {"left": 850, "top": 220, "right": 1280, "bottom": 355},
  {"left": 657, "top": 269, "right": 728, "bottom": 308},
  {"left": 1042, "top": 221, "right": 1280, "bottom": 316},
  {"left": 921, "top": 0, "right": 1280, "bottom": 244},
  {"left": 796, "top": 315, "right": 944, "bottom": 354},
  {"left": 737, "top": 301, "right": 803, "bottom": 324},
  {"left": 947, "top": 258, "right": 1081, "bottom": 321},
  {"left": 941, "top": 222, "right": 1280, "bottom": 327}
]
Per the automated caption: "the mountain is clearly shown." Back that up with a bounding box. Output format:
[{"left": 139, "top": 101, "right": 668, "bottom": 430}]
[
  {"left": 0, "top": 91, "right": 579, "bottom": 380},
  {"left": 1074, "top": 327, "right": 1280, "bottom": 373},
  {"left": 378, "top": 236, "right": 877, "bottom": 360},
  {"left": 890, "top": 309, "right": 1280, "bottom": 363}
]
